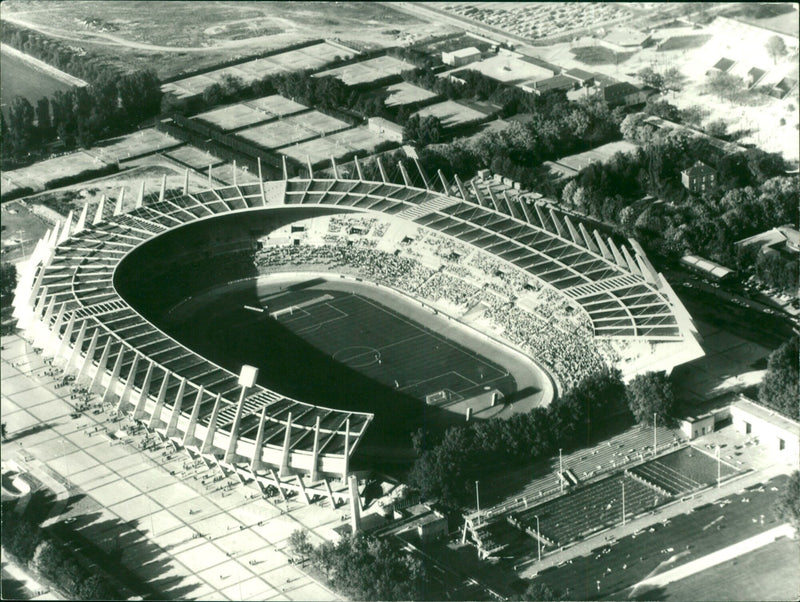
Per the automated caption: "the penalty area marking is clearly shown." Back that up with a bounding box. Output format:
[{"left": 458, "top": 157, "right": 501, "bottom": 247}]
[{"left": 333, "top": 346, "right": 382, "bottom": 369}]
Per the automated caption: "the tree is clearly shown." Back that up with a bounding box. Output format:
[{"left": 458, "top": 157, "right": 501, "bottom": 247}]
[
  {"left": 510, "top": 580, "right": 568, "bottom": 601},
  {"left": 638, "top": 67, "right": 664, "bottom": 90},
  {"left": 759, "top": 337, "right": 799, "bottom": 419},
  {"left": 765, "top": 35, "right": 787, "bottom": 65},
  {"left": 1, "top": 262, "right": 18, "bottom": 299},
  {"left": 776, "top": 470, "right": 800, "bottom": 529},
  {"left": 626, "top": 371, "right": 677, "bottom": 426},
  {"left": 288, "top": 529, "right": 313, "bottom": 564},
  {"left": 7, "top": 96, "right": 37, "bottom": 155}
]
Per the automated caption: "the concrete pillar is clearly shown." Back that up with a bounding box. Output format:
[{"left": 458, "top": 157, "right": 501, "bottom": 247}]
[
  {"left": 413, "top": 158, "right": 429, "bottom": 189},
  {"left": 90, "top": 338, "right": 112, "bottom": 392},
  {"left": 232, "top": 160, "right": 237, "bottom": 187},
  {"left": 159, "top": 174, "right": 167, "bottom": 203},
  {"left": 324, "top": 478, "right": 337, "bottom": 510},
  {"left": 306, "top": 155, "right": 313, "bottom": 179},
  {"left": 48, "top": 222, "right": 61, "bottom": 247},
  {"left": 224, "top": 386, "right": 249, "bottom": 464},
  {"left": 208, "top": 164, "right": 213, "bottom": 188},
  {"left": 136, "top": 181, "right": 145, "bottom": 209},
  {"left": 147, "top": 370, "right": 171, "bottom": 430},
  {"left": 113, "top": 188, "right": 125, "bottom": 216},
  {"left": 132, "top": 361, "right": 154, "bottom": 420},
  {"left": 466, "top": 407, "right": 472, "bottom": 422},
  {"left": 310, "top": 416, "right": 321, "bottom": 483},
  {"left": 56, "top": 312, "right": 76, "bottom": 360},
  {"left": 281, "top": 156, "right": 288, "bottom": 181},
  {"left": 280, "top": 412, "right": 293, "bottom": 477},
  {"left": 250, "top": 406, "right": 268, "bottom": 472},
  {"left": 201, "top": 393, "right": 223, "bottom": 455},
  {"left": 376, "top": 157, "right": 387, "bottom": 183},
  {"left": 330, "top": 156, "right": 339, "bottom": 180},
  {"left": 166, "top": 377, "right": 187, "bottom": 438},
  {"left": 182, "top": 385, "right": 205, "bottom": 447},
  {"left": 102, "top": 346, "right": 125, "bottom": 405},
  {"left": 399, "top": 161, "right": 412, "bottom": 187},
  {"left": 58, "top": 211, "right": 72, "bottom": 244},
  {"left": 353, "top": 155, "right": 364, "bottom": 181},
  {"left": 33, "top": 295, "right": 56, "bottom": 349},
  {"left": 342, "top": 418, "right": 350, "bottom": 481},
  {"left": 76, "top": 328, "right": 99, "bottom": 382},
  {"left": 258, "top": 158, "right": 266, "bottom": 205},
  {"left": 296, "top": 474, "right": 311, "bottom": 505},
  {"left": 454, "top": 175, "right": 470, "bottom": 203},
  {"left": 46, "top": 303, "right": 66, "bottom": 357},
  {"left": 116, "top": 352, "right": 140, "bottom": 413},
  {"left": 183, "top": 169, "right": 189, "bottom": 195},
  {"left": 437, "top": 169, "right": 451, "bottom": 196},
  {"left": 348, "top": 475, "right": 361, "bottom": 534},
  {"left": 66, "top": 320, "right": 87, "bottom": 373},
  {"left": 491, "top": 392, "right": 499, "bottom": 407},
  {"left": 269, "top": 468, "right": 288, "bottom": 502},
  {"left": 93, "top": 196, "right": 106, "bottom": 225},
  {"left": 75, "top": 202, "right": 89, "bottom": 233}
]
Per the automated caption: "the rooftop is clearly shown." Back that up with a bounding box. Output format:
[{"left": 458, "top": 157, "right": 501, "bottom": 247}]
[
  {"left": 680, "top": 254, "right": 734, "bottom": 279},
  {"left": 712, "top": 57, "right": 736, "bottom": 72},
  {"left": 682, "top": 160, "right": 716, "bottom": 176},
  {"left": 732, "top": 395, "right": 800, "bottom": 438}
]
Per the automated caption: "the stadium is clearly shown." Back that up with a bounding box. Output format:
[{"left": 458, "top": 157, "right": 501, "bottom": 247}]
[{"left": 11, "top": 157, "right": 703, "bottom": 502}]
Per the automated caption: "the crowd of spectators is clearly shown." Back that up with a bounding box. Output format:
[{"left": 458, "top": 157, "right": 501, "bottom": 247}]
[{"left": 252, "top": 214, "right": 608, "bottom": 387}]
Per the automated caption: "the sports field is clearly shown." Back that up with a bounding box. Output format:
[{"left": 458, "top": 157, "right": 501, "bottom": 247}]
[
  {"left": 0, "top": 48, "right": 74, "bottom": 117},
  {"left": 315, "top": 55, "right": 417, "bottom": 86},
  {"left": 237, "top": 112, "right": 349, "bottom": 149},
  {"left": 413, "top": 100, "right": 490, "bottom": 129},
  {"left": 531, "top": 474, "right": 790, "bottom": 601},
  {"left": 270, "top": 289, "right": 514, "bottom": 403},
  {"left": 659, "top": 536, "right": 800, "bottom": 601},
  {"left": 278, "top": 126, "right": 385, "bottom": 165},
  {"left": 88, "top": 129, "right": 182, "bottom": 164},
  {"left": 162, "top": 276, "right": 528, "bottom": 459}
]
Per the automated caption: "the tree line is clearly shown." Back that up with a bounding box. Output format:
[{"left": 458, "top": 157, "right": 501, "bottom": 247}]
[
  {"left": 289, "top": 530, "right": 427, "bottom": 600},
  {"left": 407, "top": 369, "right": 676, "bottom": 508},
  {"left": 1, "top": 23, "right": 162, "bottom": 165},
  {"left": 759, "top": 337, "right": 799, "bottom": 420},
  {"left": 2, "top": 501, "right": 120, "bottom": 600}
]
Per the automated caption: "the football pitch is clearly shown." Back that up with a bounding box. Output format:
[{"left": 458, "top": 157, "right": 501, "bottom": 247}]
[{"left": 268, "top": 289, "right": 514, "bottom": 404}]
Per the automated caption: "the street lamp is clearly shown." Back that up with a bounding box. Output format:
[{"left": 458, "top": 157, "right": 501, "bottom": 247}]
[{"left": 534, "top": 514, "right": 541, "bottom": 562}]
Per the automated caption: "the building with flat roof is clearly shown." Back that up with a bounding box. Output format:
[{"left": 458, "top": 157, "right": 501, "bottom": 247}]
[
  {"left": 519, "top": 74, "right": 576, "bottom": 95},
  {"left": 679, "top": 254, "right": 735, "bottom": 282},
  {"left": 736, "top": 225, "right": 800, "bottom": 256},
  {"left": 730, "top": 396, "right": 799, "bottom": 464},
  {"left": 442, "top": 47, "right": 481, "bottom": 67}
]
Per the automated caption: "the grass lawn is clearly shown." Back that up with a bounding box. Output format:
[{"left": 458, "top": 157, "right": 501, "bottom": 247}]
[{"left": 571, "top": 46, "right": 635, "bottom": 66}]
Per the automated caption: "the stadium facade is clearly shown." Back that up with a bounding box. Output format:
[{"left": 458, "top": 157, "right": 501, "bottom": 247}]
[{"left": 12, "top": 158, "right": 703, "bottom": 494}]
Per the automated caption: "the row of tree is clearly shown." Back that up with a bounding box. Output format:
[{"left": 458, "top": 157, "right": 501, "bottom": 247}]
[
  {"left": 759, "top": 337, "right": 799, "bottom": 420},
  {"left": 407, "top": 369, "right": 676, "bottom": 507},
  {"left": 2, "top": 68, "right": 162, "bottom": 162},
  {"left": 1, "top": 502, "right": 119, "bottom": 600},
  {"left": 289, "top": 530, "right": 427, "bottom": 600}
]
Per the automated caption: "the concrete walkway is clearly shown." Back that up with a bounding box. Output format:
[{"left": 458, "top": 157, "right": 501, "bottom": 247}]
[
  {"left": 1, "top": 547, "right": 63, "bottom": 600},
  {"left": 631, "top": 523, "right": 795, "bottom": 593}
]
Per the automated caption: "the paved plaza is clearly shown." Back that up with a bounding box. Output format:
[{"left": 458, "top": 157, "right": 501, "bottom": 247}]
[{"left": 1, "top": 333, "right": 342, "bottom": 601}]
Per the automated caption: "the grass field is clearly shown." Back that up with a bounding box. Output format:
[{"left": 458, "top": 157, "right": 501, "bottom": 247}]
[
  {"left": 87, "top": 129, "right": 182, "bottom": 164},
  {"left": 531, "top": 473, "right": 790, "bottom": 601},
  {"left": 165, "top": 145, "right": 225, "bottom": 170},
  {"left": 0, "top": 48, "right": 74, "bottom": 116},
  {"left": 245, "top": 95, "right": 307, "bottom": 118},
  {"left": 2, "top": 151, "right": 106, "bottom": 193},
  {"left": 315, "top": 55, "right": 417, "bottom": 87},
  {"left": 413, "top": 100, "right": 489, "bottom": 128},
  {"left": 381, "top": 81, "right": 438, "bottom": 108},
  {"left": 659, "top": 536, "right": 800, "bottom": 601},
  {"left": 162, "top": 278, "right": 522, "bottom": 456},
  {"left": 571, "top": 46, "right": 635, "bottom": 66},
  {"left": 271, "top": 290, "right": 514, "bottom": 403}
]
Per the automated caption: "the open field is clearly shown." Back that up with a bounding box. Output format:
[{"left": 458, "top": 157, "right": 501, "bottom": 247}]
[
  {"left": 164, "top": 145, "right": 225, "bottom": 170},
  {"left": 0, "top": 47, "right": 74, "bottom": 116},
  {"left": 237, "top": 111, "right": 349, "bottom": 149},
  {"left": 278, "top": 126, "right": 386, "bottom": 166},
  {"left": 413, "top": 100, "right": 490, "bottom": 128},
  {"left": 2, "top": 151, "right": 107, "bottom": 194},
  {"left": 446, "top": 53, "right": 556, "bottom": 84},
  {"left": 659, "top": 536, "right": 800, "bottom": 601},
  {"left": 1, "top": 1, "right": 441, "bottom": 78},
  {"left": 0, "top": 201, "right": 52, "bottom": 263},
  {"left": 381, "top": 81, "right": 438, "bottom": 108},
  {"left": 315, "top": 55, "right": 417, "bottom": 87},
  {"left": 571, "top": 45, "right": 635, "bottom": 66},
  {"left": 86, "top": 129, "right": 183, "bottom": 164}
]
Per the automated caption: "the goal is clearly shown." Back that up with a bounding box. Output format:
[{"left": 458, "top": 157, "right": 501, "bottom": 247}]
[{"left": 426, "top": 390, "right": 451, "bottom": 406}]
